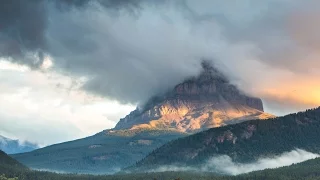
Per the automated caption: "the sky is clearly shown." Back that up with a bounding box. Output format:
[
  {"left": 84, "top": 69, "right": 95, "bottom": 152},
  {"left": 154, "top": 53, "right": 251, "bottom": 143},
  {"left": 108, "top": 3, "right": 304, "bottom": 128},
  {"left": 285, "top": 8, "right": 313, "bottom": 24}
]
[{"left": 0, "top": 0, "right": 319, "bottom": 146}]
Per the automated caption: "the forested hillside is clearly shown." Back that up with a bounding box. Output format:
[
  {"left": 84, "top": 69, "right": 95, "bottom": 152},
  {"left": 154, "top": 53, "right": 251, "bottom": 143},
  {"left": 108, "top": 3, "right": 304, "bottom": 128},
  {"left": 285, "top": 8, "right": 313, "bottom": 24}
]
[
  {"left": 0, "top": 150, "right": 27, "bottom": 171},
  {"left": 133, "top": 107, "right": 320, "bottom": 170},
  {"left": 12, "top": 129, "right": 186, "bottom": 174}
]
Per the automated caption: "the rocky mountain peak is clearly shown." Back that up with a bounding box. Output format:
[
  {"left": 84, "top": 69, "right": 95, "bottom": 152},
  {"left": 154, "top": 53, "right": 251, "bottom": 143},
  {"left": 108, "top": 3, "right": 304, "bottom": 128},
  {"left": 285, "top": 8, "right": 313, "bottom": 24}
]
[
  {"left": 197, "top": 60, "right": 229, "bottom": 83},
  {"left": 114, "top": 61, "right": 274, "bottom": 132}
]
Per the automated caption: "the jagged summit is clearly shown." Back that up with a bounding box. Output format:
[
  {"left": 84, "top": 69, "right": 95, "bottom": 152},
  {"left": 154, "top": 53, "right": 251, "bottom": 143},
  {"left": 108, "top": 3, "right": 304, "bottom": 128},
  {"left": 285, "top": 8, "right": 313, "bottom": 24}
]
[
  {"left": 196, "top": 60, "right": 229, "bottom": 83},
  {"left": 114, "top": 61, "right": 274, "bottom": 132}
]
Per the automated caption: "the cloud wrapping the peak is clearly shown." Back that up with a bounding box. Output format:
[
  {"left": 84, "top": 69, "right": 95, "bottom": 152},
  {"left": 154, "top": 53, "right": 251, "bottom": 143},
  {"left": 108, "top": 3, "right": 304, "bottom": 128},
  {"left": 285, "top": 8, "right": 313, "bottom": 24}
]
[{"left": 1, "top": 0, "right": 320, "bottom": 113}]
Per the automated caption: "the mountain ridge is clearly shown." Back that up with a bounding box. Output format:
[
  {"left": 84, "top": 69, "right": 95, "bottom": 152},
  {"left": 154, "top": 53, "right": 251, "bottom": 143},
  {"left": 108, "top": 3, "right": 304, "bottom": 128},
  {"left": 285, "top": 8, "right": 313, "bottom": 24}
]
[{"left": 12, "top": 129, "right": 186, "bottom": 174}]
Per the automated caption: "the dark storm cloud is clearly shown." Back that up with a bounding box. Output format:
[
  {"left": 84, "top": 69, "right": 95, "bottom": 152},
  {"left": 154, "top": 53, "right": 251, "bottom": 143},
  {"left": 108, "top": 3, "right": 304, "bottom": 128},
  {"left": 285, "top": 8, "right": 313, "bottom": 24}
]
[
  {"left": 0, "top": 0, "right": 47, "bottom": 67},
  {"left": 45, "top": 0, "right": 204, "bottom": 104},
  {"left": 1, "top": 0, "right": 319, "bottom": 112},
  {"left": 54, "top": 0, "right": 145, "bottom": 10},
  {"left": 0, "top": 0, "right": 147, "bottom": 68}
]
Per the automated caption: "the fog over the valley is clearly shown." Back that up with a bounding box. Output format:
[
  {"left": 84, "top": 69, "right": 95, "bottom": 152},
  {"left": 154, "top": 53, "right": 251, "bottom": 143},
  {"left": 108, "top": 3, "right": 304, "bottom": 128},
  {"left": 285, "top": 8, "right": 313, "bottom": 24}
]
[{"left": 147, "top": 149, "right": 319, "bottom": 175}]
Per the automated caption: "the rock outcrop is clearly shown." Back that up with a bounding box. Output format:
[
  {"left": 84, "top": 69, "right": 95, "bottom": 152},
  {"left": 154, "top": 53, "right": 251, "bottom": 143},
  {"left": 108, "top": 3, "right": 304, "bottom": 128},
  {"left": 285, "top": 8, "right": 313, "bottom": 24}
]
[{"left": 115, "top": 61, "right": 274, "bottom": 132}]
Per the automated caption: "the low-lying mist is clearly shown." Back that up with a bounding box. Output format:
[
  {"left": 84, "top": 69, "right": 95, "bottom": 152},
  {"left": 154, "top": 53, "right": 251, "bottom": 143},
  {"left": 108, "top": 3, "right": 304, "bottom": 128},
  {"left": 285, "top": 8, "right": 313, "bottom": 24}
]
[{"left": 146, "top": 149, "right": 319, "bottom": 175}]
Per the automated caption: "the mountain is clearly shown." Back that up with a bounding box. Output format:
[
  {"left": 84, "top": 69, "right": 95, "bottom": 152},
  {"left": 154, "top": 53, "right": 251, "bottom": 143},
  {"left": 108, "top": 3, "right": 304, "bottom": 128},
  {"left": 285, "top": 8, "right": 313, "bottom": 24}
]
[
  {"left": 115, "top": 61, "right": 273, "bottom": 132},
  {"left": 131, "top": 107, "right": 320, "bottom": 171},
  {"left": 0, "top": 135, "right": 38, "bottom": 154},
  {"left": 12, "top": 130, "right": 186, "bottom": 174},
  {"left": 12, "top": 61, "right": 273, "bottom": 174}
]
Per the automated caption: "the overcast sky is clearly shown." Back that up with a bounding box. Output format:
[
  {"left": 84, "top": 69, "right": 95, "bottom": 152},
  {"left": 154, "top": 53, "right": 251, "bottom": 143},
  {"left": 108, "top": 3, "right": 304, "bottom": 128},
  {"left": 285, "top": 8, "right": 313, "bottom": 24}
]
[{"left": 0, "top": 0, "right": 319, "bottom": 146}]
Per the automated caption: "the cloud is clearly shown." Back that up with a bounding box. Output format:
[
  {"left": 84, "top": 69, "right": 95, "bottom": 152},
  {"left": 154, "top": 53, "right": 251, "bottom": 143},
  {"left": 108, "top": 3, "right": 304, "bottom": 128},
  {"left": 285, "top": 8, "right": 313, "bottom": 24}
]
[
  {"left": 203, "top": 149, "right": 319, "bottom": 175},
  {"left": 1, "top": 0, "right": 320, "bottom": 114},
  {"left": 147, "top": 149, "right": 319, "bottom": 175},
  {"left": 0, "top": 60, "right": 134, "bottom": 146},
  {"left": 0, "top": 0, "right": 47, "bottom": 67}
]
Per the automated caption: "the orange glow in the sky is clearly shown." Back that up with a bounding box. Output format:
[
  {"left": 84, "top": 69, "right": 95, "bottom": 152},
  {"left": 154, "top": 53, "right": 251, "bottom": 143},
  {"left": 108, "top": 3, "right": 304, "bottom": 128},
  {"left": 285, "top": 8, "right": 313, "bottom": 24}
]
[{"left": 260, "top": 80, "right": 320, "bottom": 108}]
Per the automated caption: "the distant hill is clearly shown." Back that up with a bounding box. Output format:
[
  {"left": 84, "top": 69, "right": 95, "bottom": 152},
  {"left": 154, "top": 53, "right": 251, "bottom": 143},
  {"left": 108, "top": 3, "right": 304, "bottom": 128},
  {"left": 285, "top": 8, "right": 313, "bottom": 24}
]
[
  {"left": 131, "top": 107, "right": 320, "bottom": 171},
  {"left": 0, "top": 135, "right": 38, "bottom": 154},
  {"left": 12, "top": 130, "right": 186, "bottom": 174}
]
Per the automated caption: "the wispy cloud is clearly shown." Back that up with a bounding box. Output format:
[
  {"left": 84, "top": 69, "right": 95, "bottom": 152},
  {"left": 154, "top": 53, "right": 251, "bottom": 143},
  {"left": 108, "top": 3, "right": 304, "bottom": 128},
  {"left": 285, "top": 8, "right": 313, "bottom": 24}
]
[
  {"left": 147, "top": 149, "right": 319, "bottom": 175},
  {"left": 0, "top": 60, "right": 134, "bottom": 145}
]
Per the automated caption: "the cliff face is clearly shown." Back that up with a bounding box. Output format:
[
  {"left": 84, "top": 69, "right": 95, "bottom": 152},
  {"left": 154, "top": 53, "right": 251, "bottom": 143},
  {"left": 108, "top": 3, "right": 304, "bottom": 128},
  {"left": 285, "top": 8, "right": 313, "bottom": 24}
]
[{"left": 114, "top": 62, "right": 274, "bottom": 132}]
